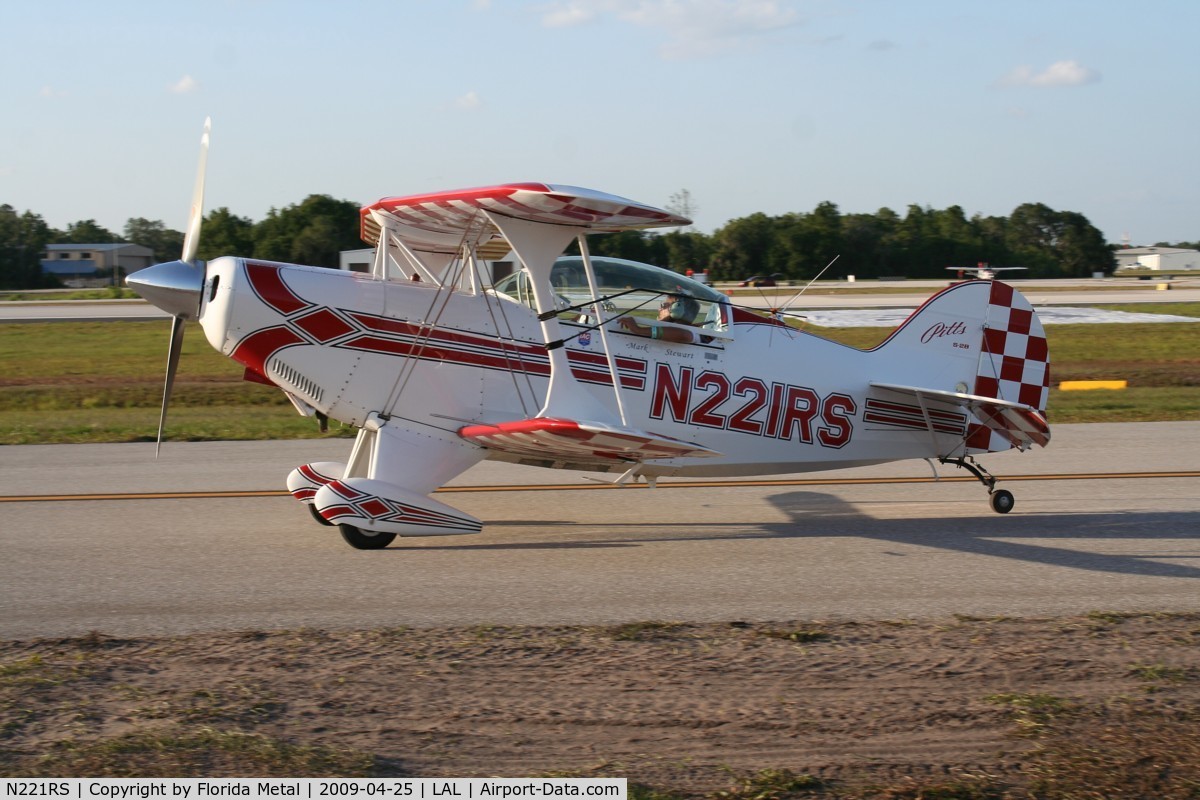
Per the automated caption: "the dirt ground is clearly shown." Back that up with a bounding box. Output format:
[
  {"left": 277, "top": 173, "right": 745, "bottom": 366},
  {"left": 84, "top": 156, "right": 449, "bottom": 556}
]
[{"left": 3, "top": 613, "right": 1200, "bottom": 795}]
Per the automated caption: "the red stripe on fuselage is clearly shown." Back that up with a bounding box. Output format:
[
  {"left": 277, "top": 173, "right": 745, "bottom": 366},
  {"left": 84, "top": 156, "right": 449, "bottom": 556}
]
[
  {"left": 340, "top": 336, "right": 554, "bottom": 376},
  {"left": 231, "top": 326, "right": 307, "bottom": 374},
  {"left": 348, "top": 311, "right": 547, "bottom": 358},
  {"left": 245, "top": 262, "right": 310, "bottom": 315}
]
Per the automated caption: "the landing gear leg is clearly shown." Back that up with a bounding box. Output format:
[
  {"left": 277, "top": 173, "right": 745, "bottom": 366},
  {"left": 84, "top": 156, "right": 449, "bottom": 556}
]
[{"left": 939, "top": 456, "right": 1015, "bottom": 514}]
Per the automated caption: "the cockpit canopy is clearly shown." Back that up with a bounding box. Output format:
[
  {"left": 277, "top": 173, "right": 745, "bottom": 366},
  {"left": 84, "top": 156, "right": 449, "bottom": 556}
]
[{"left": 493, "top": 256, "right": 727, "bottom": 331}]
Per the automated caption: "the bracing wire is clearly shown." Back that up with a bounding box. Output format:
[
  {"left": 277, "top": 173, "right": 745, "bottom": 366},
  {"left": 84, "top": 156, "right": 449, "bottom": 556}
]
[
  {"left": 380, "top": 218, "right": 485, "bottom": 418},
  {"left": 475, "top": 260, "right": 541, "bottom": 418}
]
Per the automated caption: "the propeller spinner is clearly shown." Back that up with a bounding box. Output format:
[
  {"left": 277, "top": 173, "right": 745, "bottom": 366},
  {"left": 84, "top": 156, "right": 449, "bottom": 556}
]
[{"left": 125, "top": 117, "right": 211, "bottom": 455}]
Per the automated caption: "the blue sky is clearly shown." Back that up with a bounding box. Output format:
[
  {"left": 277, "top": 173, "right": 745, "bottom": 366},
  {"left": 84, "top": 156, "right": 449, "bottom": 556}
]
[{"left": 3, "top": 0, "right": 1197, "bottom": 247}]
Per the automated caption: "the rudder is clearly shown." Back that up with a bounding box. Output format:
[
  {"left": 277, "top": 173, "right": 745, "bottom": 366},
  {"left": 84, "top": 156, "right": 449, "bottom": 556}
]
[
  {"left": 870, "top": 280, "right": 1051, "bottom": 454},
  {"left": 966, "top": 281, "right": 1050, "bottom": 451}
]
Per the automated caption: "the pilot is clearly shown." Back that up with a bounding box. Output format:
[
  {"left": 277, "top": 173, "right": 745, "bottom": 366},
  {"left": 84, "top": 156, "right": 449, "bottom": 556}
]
[{"left": 618, "top": 293, "right": 700, "bottom": 344}]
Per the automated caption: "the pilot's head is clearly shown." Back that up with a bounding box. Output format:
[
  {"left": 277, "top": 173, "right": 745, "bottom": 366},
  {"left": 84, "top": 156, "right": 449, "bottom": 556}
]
[{"left": 659, "top": 293, "right": 700, "bottom": 325}]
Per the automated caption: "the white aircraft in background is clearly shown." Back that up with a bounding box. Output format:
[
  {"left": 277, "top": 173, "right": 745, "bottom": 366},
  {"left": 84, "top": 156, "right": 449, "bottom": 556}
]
[
  {"left": 948, "top": 263, "right": 1028, "bottom": 281},
  {"left": 128, "top": 121, "right": 1051, "bottom": 549}
]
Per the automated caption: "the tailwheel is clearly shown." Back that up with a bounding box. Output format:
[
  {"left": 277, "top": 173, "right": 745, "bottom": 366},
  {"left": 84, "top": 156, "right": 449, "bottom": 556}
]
[
  {"left": 939, "top": 456, "right": 1016, "bottom": 515},
  {"left": 989, "top": 489, "right": 1015, "bottom": 515},
  {"left": 338, "top": 524, "right": 397, "bottom": 550}
]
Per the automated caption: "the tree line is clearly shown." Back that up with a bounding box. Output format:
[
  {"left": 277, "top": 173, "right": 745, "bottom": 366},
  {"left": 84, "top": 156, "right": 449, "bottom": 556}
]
[
  {"left": 594, "top": 201, "right": 1129, "bottom": 282},
  {"left": 0, "top": 195, "right": 363, "bottom": 289},
  {"left": 3, "top": 193, "right": 1194, "bottom": 289}
]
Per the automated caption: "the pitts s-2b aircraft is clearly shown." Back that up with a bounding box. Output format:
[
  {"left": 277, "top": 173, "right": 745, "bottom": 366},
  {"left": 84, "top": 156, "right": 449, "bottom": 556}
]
[{"left": 129, "top": 121, "right": 1051, "bottom": 549}]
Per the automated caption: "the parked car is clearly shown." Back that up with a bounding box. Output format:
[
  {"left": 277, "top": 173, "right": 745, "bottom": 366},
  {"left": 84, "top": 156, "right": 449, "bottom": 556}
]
[{"left": 739, "top": 273, "right": 783, "bottom": 287}]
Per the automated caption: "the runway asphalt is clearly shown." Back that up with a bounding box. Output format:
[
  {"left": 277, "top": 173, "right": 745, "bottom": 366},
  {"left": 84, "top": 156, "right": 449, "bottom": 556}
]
[{"left": 2, "top": 422, "right": 1198, "bottom": 640}]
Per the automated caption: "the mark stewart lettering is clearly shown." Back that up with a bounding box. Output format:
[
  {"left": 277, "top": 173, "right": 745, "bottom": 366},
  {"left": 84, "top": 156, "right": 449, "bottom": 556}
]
[
  {"left": 648, "top": 364, "right": 856, "bottom": 448},
  {"left": 921, "top": 320, "right": 968, "bottom": 344}
]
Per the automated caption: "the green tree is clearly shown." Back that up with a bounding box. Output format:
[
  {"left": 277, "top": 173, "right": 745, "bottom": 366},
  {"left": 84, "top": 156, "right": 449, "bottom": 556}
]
[
  {"left": 1052, "top": 210, "right": 1113, "bottom": 277},
  {"left": 253, "top": 195, "right": 361, "bottom": 268},
  {"left": 776, "top": 202, "right": 843, "bottom": 280},
  {"left": 289, "top": 216, "right": 344, "bottom": 267},
  {"left": 894, "top": 204, "right": 937, "bottom": 276},
  {"left": 198, "top": 207, "right": 255, "bottom": 260},
  {"left": 841, "top": 209, "right": 898, "bottom": 278},
  {"left": 989, "top": 203, "right": 1110, "bottom": 278},
  {"left": 124, "top": 217, "right": 184, "bottom": 262},
  {"left": 660, "top": 229, "right": 714, "bottom": 276},
  {"left": 585, "top": 230, "right": 663, "bottom": 264},
  {"left": 0, "top": 205, "right": 54, "bottom": 288},
  {"left": 928, "top": 205, "right": 984, "bottom": 272},
  {"left": 710, "top": 213, "right": 778, "bottom": 281},
  {"left": 61, "top": 219, "right": 118, "bottom": 244}
]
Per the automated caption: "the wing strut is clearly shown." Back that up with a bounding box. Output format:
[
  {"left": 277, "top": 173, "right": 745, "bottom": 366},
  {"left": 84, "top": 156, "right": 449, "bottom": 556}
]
[
  {"left": 482, "top": 211, "right": 619, "bottom": 424},
  {"left": 576, "top": 233, "right": 628, "bottom": 426}
]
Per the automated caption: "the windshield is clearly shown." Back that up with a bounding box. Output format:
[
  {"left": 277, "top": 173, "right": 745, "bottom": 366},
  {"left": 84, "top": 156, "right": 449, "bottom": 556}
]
[{"left": 493, "top": 256, "right": 727, "bottom": 330}]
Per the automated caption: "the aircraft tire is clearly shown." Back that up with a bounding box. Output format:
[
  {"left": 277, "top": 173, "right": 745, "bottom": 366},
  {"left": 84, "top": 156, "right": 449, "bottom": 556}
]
[
  {"left": 308, "top": 504, "right": 334, "bottom": 527},
  {"left": 989, "top": 489, "right": 1015, "bottom": 514},
  {"left": 338, "top": 524, "right": 397, "bottom": 550}
]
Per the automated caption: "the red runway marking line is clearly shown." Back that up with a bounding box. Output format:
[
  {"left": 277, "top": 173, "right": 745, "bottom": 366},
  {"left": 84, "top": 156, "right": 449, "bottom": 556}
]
[{"left": 0, "top": 471, "right": 1196, "bottom": 504}]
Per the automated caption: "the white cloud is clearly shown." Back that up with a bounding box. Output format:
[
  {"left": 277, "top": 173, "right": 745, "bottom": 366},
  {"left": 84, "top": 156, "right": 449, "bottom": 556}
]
[
  {"left": 169, "top": 74, "right": 199, "bottom": 94},
  {"left": 455, "top": 90, "right": 483, "bottom": 111},
  {"left": 542, "top": 1, "right": 596, "bottom": 28},
  {"left": 997, "top": 59, "right": 1100, "bottom": 88},
  {"left": 39, "top": 85, "right": 67, "bottom": 98},
  {"left": 539, "top": 0, "right": 800, "bottom": 59}
]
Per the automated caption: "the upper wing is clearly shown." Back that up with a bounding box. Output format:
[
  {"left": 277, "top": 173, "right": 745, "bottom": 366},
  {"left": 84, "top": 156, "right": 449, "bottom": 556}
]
[
  {"left": 360, "top": 183, "right": 690, "bottom": 253},
  {"left": 459, "top": 416, "right": 721, "bottom": 468}
]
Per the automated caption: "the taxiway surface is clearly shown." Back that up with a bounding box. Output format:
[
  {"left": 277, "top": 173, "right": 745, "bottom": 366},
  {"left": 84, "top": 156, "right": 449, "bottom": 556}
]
[{"left": 2, "top": 422, "right": 1198, "bottom": 639}]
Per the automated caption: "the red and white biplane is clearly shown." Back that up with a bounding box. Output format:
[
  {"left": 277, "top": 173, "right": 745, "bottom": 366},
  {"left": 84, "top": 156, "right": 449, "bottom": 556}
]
[{"left": 129, "top": 121, "right": 1051, "bottom": 549}]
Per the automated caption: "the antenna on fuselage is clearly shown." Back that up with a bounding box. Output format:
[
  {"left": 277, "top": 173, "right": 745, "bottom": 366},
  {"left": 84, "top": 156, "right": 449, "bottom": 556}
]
[{"left": 774, "top": 254, "right": 841, "bottom": 321}]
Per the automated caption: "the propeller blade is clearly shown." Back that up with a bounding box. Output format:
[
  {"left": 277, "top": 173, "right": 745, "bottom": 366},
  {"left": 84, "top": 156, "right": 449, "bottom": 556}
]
[
  {"left": 180, "top": 116, "right": 211, "bottom": 265},
  {"left": 155, "top": 315, "right": 187, "bottom": 457},
  {"left": 135, "top": 118, "right": 211, "bottom": 456}
]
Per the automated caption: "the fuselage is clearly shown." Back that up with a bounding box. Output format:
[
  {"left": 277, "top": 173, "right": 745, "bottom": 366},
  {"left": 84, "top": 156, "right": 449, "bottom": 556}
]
[{"left": 198, "top": 256, "right": 985, "bottom": 477}]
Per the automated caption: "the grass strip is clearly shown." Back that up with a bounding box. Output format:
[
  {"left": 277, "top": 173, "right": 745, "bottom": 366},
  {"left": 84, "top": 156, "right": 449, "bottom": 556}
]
[{"left": 2, "top": 316, "right": 1197, "bottom": 445}]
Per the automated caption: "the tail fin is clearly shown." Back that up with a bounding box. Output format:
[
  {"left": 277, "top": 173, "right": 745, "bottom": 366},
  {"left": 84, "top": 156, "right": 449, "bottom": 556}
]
[
  {"left": 973, "top": 281, "right": 1051, "bottom": 414},
  {"left": 869, "top": 280, "right": 1051, "bottom": 453}
]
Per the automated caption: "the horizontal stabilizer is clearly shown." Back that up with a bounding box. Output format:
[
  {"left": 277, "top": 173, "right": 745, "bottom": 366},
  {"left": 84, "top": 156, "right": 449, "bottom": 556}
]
[
  {"left": 459, "top": 417, "right": 721, "bottom": 466},
  {"left": 871, "top": 382, "right": 1050, "bottom": 451}
]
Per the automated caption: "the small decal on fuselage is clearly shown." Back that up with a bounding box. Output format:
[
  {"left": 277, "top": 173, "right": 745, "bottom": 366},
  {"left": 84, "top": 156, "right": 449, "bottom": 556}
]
[{"left": 920, "top": 320, "right": 968, "bottom": 344}]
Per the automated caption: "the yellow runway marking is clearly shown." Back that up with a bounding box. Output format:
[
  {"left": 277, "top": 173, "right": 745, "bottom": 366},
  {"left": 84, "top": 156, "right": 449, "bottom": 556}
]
[
  {"left": 1, "top": 471, "right": 1196, "bottom": 504},
  {"left": 1059, "top": 380, "right": 1128, "bottom": 391}
]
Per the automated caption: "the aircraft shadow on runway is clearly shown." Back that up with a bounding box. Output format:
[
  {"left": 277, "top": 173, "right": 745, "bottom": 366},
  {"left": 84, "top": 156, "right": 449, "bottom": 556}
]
[{"left": 385, "top": 490, "right": 1200, "bottom": 580}]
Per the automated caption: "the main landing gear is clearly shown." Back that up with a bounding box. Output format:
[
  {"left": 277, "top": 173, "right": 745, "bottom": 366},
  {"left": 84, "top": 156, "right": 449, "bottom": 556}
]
[
  {"left": 338, "top": 523, "right": 397, "bottom": 550},
  {"left": 938, "top": 456, "right": 1015, "bottom": 514},
  {"left": 305, "top": 505, "right": 397, "bottom": 548}
]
